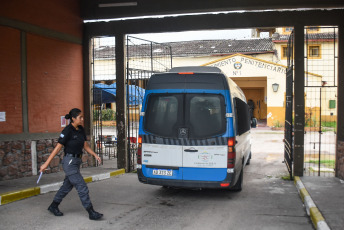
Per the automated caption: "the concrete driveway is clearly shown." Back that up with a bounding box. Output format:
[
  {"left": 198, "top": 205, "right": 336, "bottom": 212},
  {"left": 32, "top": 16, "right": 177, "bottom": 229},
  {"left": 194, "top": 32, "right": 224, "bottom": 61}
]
[{"left": 0, "top": 129, "right": 313, "bottom": 230}]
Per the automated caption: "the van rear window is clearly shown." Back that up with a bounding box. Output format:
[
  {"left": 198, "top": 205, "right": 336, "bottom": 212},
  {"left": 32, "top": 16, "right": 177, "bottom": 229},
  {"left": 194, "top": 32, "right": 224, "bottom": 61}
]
[
  {"left": 144, "top": 95, "right": 182, "bottom": 137},
  {"left": 144, "top": 94, "right": 226, "bottom": 139}
]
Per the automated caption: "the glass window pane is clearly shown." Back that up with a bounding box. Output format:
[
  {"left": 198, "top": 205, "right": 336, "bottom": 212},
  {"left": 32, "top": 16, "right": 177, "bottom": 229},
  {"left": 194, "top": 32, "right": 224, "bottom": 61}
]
[
  {"left": 283, "top": 47, "right": 288, "bottom": 58},
  {"left": 187, "top": 95, "right": 225, "bottom": 138},
  {"left": 144, "top": 94, "right": 181, "bottom": 138},
  {"left": 309, "top": 46, "right": 320, "bottom": 57}
]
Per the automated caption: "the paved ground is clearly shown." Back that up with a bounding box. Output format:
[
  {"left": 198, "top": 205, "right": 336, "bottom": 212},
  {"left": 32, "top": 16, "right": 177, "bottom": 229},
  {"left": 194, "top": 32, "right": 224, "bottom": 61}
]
[
  {"left": 0, "top": 130, "right": 315, "bottom": 230},
  {"left": 0, "top": 157, "right": 118, "bottom": 194},
  {"left": 0, "top": 175, "right": 312, "bottom": 230},
  {"left": 301, "top": 176, "right": 344, "bottom": 230}
]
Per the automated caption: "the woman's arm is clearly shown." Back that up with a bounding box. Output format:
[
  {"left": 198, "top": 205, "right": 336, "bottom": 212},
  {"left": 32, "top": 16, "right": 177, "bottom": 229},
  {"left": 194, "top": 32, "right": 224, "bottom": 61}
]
[
  {"left": 39, "top": 143, "right": 63, "bottom": 172},
  {"left": 84, "top": 142, "right": 102, "bottom": 164}
]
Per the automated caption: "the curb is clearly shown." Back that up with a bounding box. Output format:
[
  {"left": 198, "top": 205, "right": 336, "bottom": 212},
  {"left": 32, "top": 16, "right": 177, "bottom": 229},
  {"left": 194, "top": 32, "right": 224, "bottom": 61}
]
[
  {"left": 0, "top": 168, "right": 125, "bottom": 206},
  {"left": 294, "top": 176, "right": 331, "bottom": 230}
]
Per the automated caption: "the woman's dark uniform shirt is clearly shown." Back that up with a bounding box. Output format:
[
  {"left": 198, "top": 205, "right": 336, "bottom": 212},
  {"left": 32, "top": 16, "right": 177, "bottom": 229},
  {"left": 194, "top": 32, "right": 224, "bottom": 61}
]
[{"left": 58, "top": 124, "right": 86, "bottom": 155}]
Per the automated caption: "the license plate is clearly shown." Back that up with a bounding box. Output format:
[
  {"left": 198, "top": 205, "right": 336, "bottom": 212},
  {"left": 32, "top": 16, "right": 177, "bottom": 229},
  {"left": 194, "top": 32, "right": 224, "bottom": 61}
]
[{"left": 152, "top": 169, "right": 173, "bottom": 176}]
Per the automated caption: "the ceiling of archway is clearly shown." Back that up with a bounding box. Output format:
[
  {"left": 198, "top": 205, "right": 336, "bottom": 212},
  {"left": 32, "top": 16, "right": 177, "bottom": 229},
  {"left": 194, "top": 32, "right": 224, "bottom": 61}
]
[{"left": 82, "top": 0, "right": 344, "bottom": 20}]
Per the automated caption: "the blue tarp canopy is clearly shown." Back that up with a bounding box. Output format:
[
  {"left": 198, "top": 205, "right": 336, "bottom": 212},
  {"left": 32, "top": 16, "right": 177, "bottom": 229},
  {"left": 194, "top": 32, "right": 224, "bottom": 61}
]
[{"left": 93, "top": 83, "right": 145, "bottom": 105}]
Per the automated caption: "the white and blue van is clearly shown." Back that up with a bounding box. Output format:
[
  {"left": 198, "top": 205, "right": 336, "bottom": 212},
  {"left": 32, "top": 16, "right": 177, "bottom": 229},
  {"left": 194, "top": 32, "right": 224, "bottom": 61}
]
[{"left": 137, "top": 66, "right": 256, "bottom": 191}]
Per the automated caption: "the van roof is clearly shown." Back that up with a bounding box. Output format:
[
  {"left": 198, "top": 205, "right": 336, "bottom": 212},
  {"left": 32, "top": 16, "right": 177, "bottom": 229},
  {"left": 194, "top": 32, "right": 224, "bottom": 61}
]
[
  {"left": 147, "top": 71, "right": 227, "bottom": 90},
  {"left": 169, "top": 66, "right": 222, "bottom": 73},
  {"left": 146, "top": 66, "right": 246, "bottom": 102}
]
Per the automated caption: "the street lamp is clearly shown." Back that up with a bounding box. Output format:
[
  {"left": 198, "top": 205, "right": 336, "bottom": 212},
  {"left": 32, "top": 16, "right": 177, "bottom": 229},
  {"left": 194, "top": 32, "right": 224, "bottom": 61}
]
[{"left": 272, "top": 83, "right": 279, "bottom": 92}]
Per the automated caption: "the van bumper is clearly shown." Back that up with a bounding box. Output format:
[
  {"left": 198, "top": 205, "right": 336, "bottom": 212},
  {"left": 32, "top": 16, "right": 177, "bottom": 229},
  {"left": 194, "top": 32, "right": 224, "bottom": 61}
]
[{"left": 137, "top": 169, "right": 236, "bottom": 189}]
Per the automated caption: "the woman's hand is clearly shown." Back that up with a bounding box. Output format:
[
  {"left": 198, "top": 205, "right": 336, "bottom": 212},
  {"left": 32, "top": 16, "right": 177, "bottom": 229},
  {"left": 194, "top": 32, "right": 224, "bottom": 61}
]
[
  {"left": 84, "top": 142, "right": 102, "bottom": 164},
  {"left": 39, "top": 162, "right": 49, "bottom": 173},
  {"left": 39, "top": 143, "right": 63, "bottom": 173},
  {"left": 96, "top": 155, "right": 102, "bottom": 164}
]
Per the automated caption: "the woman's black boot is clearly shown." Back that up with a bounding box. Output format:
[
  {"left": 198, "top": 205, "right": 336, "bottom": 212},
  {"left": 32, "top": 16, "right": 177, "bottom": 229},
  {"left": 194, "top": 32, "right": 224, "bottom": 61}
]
[
  {"left": 48, "top": 201, "right": 63, "bottom": 216},
  {"left": 86, "top": 205, "right": 103, "bottom": 220}
]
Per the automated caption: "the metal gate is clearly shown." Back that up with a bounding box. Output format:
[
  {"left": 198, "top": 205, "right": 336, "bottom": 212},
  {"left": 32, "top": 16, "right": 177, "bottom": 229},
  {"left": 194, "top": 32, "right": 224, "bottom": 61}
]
[
  {"left": 91, "top": 37, "right": 117, "bottom": 164},
  {"left": 304, "top": 26, "right": 338, "bottom": 176},
  {"left": 126, "top": 36, "right": 172, "bottom": 171},
  {"left": 90, "top": 36, "right": 172, "bottom": 170},
  {"left": 284, "top": 30, "right": 294, "bottom": 180}
]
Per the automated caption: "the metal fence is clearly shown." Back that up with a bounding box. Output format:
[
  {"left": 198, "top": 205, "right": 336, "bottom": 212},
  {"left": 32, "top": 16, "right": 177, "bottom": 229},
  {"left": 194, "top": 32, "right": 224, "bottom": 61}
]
[
  {"left": 126, "top": 36, "right": 172, "bottom": 171},
  {"left": 90, "top": 36, "right": 172, "bottom": 170},
  {"left": 91, "top": 37, "right": 117, "bottom": 164},
  {"left": 304, "top": 26, "right": 338, "bottom": 176}
]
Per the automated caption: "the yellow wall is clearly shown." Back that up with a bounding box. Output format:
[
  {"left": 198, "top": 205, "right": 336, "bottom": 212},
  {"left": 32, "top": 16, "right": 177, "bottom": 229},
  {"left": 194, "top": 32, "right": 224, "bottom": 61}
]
[
  {"left": 267, "top": 107, "right": 285, "bottom": 127},
  {"left": 267, "top": 106, "right": 336, "bottom": 127},
  {"left": 305, "top": 106, "right": 320, "bottom": 127},
  {"left": 321, "top": 115, "right": 337, "bottom": 122}
]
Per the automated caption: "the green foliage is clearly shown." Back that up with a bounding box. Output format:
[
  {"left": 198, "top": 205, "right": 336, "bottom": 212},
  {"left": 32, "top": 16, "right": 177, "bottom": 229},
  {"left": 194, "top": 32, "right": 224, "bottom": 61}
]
[
  {"left": 321, "top": 121, "right": 336, "bottom": 128},
  {"left": 273, "top": 120, "right": 283, "bottom": 128},
  {"left": 321, "top": 121, "right": 337, "bottom": 132},
  {"left": 281, "top": 175, "right": 293, "bottom": 181},
  {"left": 306, "top": 159, "right": 335, "bottom": 168},
  {"left": 305, "top": 114, "right": 318, "bottom": 127},
  {"left": 93, "top": 109, "right": 116, "bottom": 121},
  {"left": 102, "top": 109, "right": 115, "bottom": 121}
]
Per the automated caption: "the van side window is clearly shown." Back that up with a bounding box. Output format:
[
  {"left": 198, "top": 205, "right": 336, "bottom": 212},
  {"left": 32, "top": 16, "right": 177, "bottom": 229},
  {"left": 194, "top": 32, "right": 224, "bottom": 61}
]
[{"left": 234, "top": 98, "right": 251, "bottom": 135}]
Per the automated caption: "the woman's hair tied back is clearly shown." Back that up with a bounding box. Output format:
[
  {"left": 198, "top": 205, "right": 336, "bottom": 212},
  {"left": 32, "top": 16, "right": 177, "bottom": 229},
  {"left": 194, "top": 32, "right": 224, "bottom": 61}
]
[{"left": 65, "top": 108, "right": 81, "bottom": 122}]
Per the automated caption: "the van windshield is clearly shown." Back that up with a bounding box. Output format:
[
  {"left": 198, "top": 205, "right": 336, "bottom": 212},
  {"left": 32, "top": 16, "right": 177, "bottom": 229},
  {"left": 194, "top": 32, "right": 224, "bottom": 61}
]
[{"left": 144, "top": 94, "right": 226, "bottom": 139}]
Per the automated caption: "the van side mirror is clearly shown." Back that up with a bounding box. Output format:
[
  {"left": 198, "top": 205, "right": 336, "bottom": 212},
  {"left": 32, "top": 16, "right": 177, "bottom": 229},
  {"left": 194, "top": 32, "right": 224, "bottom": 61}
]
[{"left": 251, "top": 118, "right": 257, "bottom": 128}]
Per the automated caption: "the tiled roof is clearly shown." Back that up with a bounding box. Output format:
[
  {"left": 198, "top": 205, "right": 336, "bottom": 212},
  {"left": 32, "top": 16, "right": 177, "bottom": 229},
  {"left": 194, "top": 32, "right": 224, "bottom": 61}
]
[
  {"left": 94, "top": 38, "right": 274, "bottom": 59},
  {"left": 169, "top": 38, "right": 273, "bottom": 57},
  {"left": 272, "top": 32, "right": 338, "bottom": 42}
]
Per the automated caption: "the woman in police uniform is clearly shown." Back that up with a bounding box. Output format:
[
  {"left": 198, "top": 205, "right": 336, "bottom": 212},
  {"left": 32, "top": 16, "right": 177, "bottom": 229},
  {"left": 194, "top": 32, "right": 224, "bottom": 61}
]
[{"left": 40, "top": 108, "right": 103, "bottom": 220}]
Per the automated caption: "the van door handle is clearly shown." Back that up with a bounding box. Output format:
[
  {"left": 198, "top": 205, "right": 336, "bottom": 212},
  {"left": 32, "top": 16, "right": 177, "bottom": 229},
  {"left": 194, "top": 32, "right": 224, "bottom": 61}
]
[{"left": 184, "top": 148, "right": 198, "bottom": 152}]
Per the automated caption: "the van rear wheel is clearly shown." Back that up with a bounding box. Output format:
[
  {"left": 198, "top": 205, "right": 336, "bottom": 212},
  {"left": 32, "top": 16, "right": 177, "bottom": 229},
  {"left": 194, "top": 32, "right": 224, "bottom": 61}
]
[{"left": 230, "top": 168, "right": 243, "bottom": 192}]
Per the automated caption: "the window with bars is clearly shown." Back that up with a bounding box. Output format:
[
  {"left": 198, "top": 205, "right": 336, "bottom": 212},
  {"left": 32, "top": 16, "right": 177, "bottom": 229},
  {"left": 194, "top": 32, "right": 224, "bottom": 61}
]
[
  {"left": 281, "top": 45, "right": 288, "bottom": 59},
  {"left": 308, "top": 45, "right": 321, "bottom": 59},
  {"left": 283, "top": 27, "right": 293, "bottom": 33}
]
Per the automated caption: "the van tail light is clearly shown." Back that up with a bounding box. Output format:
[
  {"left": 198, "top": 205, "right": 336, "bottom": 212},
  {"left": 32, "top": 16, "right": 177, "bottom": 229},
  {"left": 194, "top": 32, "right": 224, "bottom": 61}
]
[
  {"left": 227, "top": 137, "right": 236, "bottom": 168},
  {"left": 137, "top": 135, "right": 142, "bottom": 164}
]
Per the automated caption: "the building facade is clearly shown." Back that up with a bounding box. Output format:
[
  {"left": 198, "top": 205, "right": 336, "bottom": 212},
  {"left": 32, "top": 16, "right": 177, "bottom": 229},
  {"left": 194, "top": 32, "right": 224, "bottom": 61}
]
[{"left": 93, "top": 27, "right": 337, "bottom": 128}]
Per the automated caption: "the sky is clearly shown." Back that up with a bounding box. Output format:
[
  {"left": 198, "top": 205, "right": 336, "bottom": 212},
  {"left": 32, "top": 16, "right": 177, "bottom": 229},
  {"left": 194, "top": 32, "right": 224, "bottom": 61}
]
[
  {"left": 129, "top": 29, "right": 253, "bottom": 43},
  {"left": 97, "top": 28, "right": 256, "bottom": 46}
]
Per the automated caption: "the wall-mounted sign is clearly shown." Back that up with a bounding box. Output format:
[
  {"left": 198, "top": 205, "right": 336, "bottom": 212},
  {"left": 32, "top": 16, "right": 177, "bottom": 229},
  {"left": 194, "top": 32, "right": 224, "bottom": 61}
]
[
  {"left": 61, "top": 116, "right": 66, "bottom": 127},
  {"left": 209, "top": 55, "right": 287, "bottom": 75},
  {"left": 0, "top": 112, "right": 5, "bottom": 122},
  {"left": 234, "top": 62, "right": 242, "bottom": 69}
]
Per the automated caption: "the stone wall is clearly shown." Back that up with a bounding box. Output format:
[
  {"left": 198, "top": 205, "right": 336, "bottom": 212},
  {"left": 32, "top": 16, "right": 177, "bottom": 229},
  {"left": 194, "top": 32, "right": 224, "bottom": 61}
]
[
  {"left": 337, "top": 140, "right": 344, "bottom": 180},
  {"left": 0, "top": 141, "right": 32, "bottom": 180},
  {"left": 0, "top": 138, "right": 95, "bottom": 181}
]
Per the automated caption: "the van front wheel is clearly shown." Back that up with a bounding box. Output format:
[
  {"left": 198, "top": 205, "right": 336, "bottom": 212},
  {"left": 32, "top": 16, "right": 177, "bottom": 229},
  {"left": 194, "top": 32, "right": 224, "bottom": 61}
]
[{"left": 230, "top": 168, "right": 243, "bottom": 192}]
